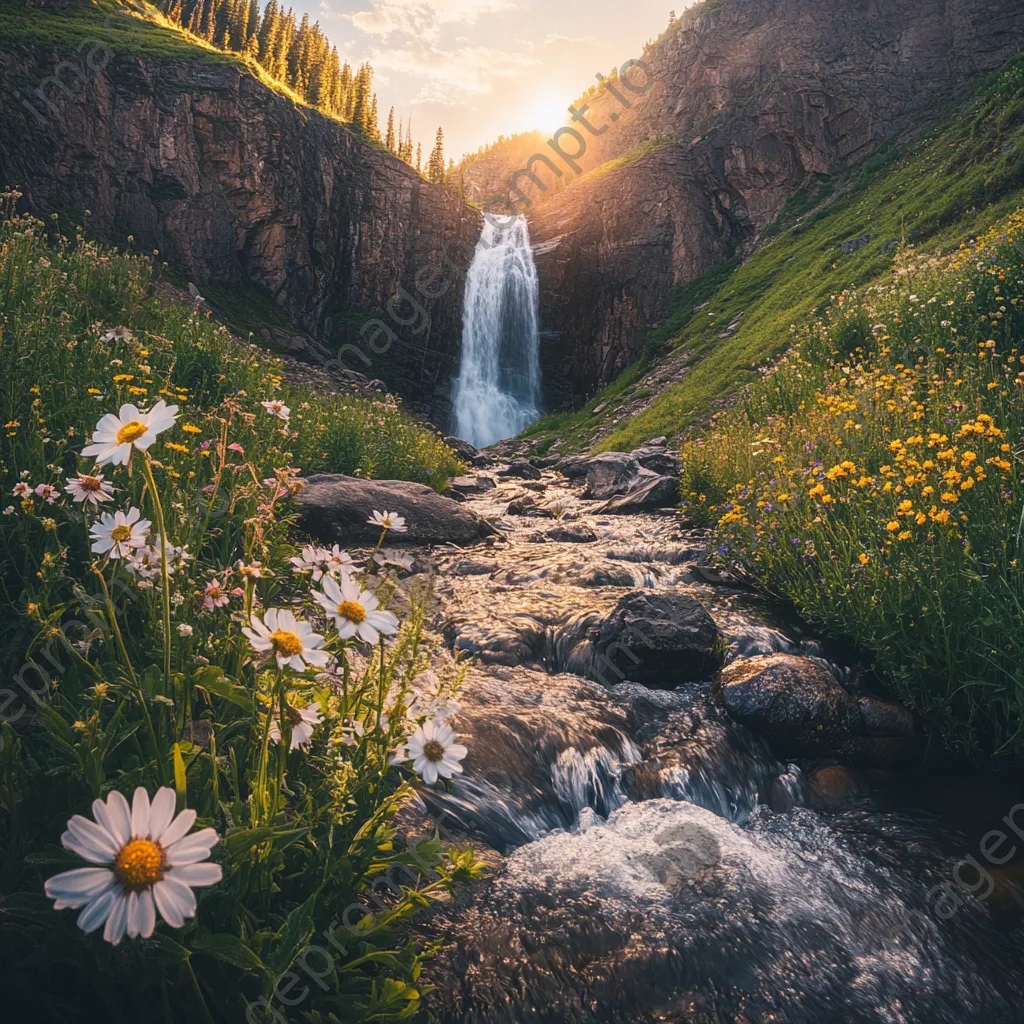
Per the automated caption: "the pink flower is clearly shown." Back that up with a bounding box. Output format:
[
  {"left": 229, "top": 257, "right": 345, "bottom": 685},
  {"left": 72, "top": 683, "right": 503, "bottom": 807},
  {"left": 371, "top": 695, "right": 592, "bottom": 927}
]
[
  {"left": 34, "top": 483, "right": 60, "bottom": 504},
  {"left": 227, "top": 443, "right": 245, "bottom": 455},
  {"left": 202, "top": 579, "right": 229, "bottom": 611}
]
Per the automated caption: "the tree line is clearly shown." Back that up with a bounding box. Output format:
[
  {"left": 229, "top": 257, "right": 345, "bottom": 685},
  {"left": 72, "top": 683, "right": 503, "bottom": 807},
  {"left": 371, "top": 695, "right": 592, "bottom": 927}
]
[{"left": 158, "top": 1, "right": 448, "bottom": 182}]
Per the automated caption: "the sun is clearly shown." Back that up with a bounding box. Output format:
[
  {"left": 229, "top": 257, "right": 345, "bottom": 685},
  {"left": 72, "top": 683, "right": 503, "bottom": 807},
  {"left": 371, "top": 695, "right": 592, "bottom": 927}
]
[{"left": 529, "top": 96, "right": 571, "bottom": 136}]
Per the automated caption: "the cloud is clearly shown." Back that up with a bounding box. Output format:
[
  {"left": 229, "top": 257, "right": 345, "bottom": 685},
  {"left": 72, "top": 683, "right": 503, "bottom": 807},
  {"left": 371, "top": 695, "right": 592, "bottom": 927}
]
[
  {"left": 370, "top": 41, "right": 539, "bottom": 102},
  {"left": 349, "top": 0, "right": 516, "bottom": 41}
]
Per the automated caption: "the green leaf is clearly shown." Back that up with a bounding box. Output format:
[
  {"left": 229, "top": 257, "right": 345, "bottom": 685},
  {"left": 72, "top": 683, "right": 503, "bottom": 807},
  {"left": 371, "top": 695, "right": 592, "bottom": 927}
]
[
  {"left": 224, "top": 825, "right": 310, "bottom": 860},
  {"left": 266, "top": 893, "right": 318, "bottom": 976},
  {"left": 172, "top": 742, "right": 187, "bottom": 807},
  {"left": 190, "top": 933, "right": 267, "bottom": 975},
  {"left": 197, "top": 673, "right": 254, "bottom": 713}
]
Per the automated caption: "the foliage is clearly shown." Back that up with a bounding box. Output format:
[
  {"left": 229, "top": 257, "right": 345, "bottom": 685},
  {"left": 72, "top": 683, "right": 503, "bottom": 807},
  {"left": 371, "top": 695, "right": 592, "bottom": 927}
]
[
  {"left": 682, "top": 214, "right": 1024, "bottom": 758},
  {"left": 0, "top": 199, "right": 479, "bottom": 1021}
]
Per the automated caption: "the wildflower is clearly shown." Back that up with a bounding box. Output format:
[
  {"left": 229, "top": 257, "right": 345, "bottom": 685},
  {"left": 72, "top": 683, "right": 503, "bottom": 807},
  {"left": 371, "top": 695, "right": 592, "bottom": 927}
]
[
  {"left": 898, "top": 531, "right": 912, "bottom": 541},
  {"left": 82, "top": 401, "right": 178, "bottom": 466},
  {"left": 367, "top": 510, "right": 408, "bottom": 533},
  {"left": 396, "top": 720, "right": 468, "bottom": 785},
  {"left": 34, "top": 483, "right": 59, "bottom": 504},
  {"left": 12, "top": 482, "right": 31, "bottom": 498},
  {"left": 2, "top": 506, "right": 13, "bottom": 516},
  {"left": 314, "top": 575, "right": 399, "bottom": 644},
  {"left": 288, "top": 544, "right": 352, "bottom": 581},
  {"left": 66, "top": 472, "right": 114, "bottom": 505},
  {"left": 181, "top": 424, "right": 202, "bottom": 434},
  {"left": 373, "top": 548, "right": 416, "bottom": 571},
  {"left": 43, "top": 786, "right": 221, "bottom": 944},
  {"left": 337, "top": 718, "right": 365, "bottom": 747},
  {"left": 269, "top": 702, "right": 322, "bottom": 750},
  {"left": 176, "top": 624, "right": 193, "bottom": 638},
  {"left": 234, "top": 559, "right": 264, "bottom": 579},
  {"left": 243, "top": 609, "right": 329, "bottom": 672},
  {"left": 102, "top": 327, "right": 134, "bottom": 343},
  {"left": 90, "top": 507, "right": 151, "bottom": 560},
  {"left": 261, "top": 400, "right": 290, "bottom": 421},
  {"left": 858, "top": 553, "right": 870, "bottom": 565},
  {"left": 42, "top": 517, "right": 57, "bottom": 531},
  {"left": 202, "top": 580, "right": 229, "bottom": 611}
]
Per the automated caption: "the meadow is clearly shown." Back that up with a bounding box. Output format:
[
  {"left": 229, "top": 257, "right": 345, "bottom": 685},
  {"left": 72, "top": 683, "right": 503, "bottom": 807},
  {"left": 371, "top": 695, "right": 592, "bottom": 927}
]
[
  {"left": 0, "top": 196, "right": 476, "bottom": 1022},
  {"left": 681, "top": 213, "right": 1024, "bottom": 758}
]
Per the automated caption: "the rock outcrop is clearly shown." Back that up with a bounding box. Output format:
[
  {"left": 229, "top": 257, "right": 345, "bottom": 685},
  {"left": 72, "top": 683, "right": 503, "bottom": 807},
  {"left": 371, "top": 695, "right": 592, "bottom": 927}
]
[
  {"left": 526, "top": 0, "right": 1024, "bottom": 406},
  {"left": 0, "top": 44, "right": 478, "bottom": 424}
]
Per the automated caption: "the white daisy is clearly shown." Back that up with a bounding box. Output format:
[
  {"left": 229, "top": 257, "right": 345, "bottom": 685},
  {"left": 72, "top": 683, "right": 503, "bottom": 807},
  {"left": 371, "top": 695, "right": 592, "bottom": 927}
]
[
  {"left": 269, "top": 702, "right": 322, "bottom": 750},
  {"left": 367, "top": 510, "right": 408, "bottom": 533},
  {"left": 373, "top": 548, "right": 416, "bottom": 571},
  {"left": 90, "top": 507, "right": 151, "bottom": 560},
  {"left": 65, "top": 472, "right": 114, "bottom": 505},
  {"left": 399, "top": 720, "right": 468, "bottom": 785},
  {"left": 313, "top": 574, "right": 399, "bottom": 644},
  {"left": 261, "top": 399, "right": 290, "bottom": 421},
  {"left": 242, "top": 608, "right": 330, "bottom": 672},
  {"left": 288, "top": 544, "right": 352, "bottom": 582},
  {"left": 44, "top": 786, "right": 221, "bottom": 945},
  {"left": 102, "top": 327, "right": 134, "bottom": 343},
  {"left": 81, "top": 401, "right": 179, "bottom": 467}
]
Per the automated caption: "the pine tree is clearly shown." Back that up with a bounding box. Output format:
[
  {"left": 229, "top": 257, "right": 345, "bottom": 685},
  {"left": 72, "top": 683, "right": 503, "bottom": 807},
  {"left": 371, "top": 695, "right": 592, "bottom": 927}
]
[
  {"left": 187, "top": 2, "right": 203, "bottom": 35},
  {"left": 385, "top": 106, "right": 395, "bottom": 152},
  {"left": 416, "top": 142, "right": 422, "bottom": 173},
  {"left": 351, "top": 63, "right": 371, "bottom": 133},
  {"left": 427, "top": 126, "right": 445, "bottom": 184},
  {"left": 200, "top": 0, "right": 216, "bottom": 41},
  {"left": 246, "top": 0, "right": 260, "bottom": 41},
  {"left": 368, "top": 94, "right": 380, "bottom": 141}
]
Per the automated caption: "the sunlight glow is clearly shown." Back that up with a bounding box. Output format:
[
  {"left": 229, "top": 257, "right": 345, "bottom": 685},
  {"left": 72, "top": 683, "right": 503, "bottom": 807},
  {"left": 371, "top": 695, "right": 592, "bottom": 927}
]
[{"left": 529, "top": 96, "right": 573, "bottom": 135}]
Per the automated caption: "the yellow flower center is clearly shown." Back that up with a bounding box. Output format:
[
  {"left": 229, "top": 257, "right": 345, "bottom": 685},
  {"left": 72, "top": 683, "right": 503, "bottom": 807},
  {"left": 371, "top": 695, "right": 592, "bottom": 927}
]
[
  {"left": 336, "top": 600, "right": 366, "bottom": 624},
  {"left": 270, "top": 630, "right": 304, "bottom": 656},
  {"left": 114, "top": 838, "right": 164, "bottom": 892},
  {"left": 110, "top": 525, "right": 132, "bottom": 543},
  {"left": 423, "top": 739, "right": 445, "bottom": 763},
  {"left": 115, "top": 420, "right": 148, "bottom": 445},
  {"left": 207, "top": 587, "right": 223, "bottom": 598},
  {"left": 80, "top": 476, "right": 102, "bottom": 492}
]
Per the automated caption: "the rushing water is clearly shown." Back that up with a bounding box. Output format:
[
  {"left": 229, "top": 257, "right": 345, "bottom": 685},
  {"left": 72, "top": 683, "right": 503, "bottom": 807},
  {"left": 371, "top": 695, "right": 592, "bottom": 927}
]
[
  {"left": 452, "top": 216, "right": 541, "bottom": 448},
  {"left": 410, "top": 467, "right": 1024, "bottom": 1022}
]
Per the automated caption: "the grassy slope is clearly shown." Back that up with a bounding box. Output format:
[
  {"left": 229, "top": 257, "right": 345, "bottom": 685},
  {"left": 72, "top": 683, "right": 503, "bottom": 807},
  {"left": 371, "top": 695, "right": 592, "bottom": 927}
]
[{"left": 521, "top": 57, "right": 1024, "bottom": 454}]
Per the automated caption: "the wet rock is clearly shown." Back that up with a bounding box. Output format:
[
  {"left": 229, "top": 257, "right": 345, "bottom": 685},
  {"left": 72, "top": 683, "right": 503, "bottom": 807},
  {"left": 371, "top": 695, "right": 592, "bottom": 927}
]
[
  {"left": 499, "top": 459, "right": 542, "bottom": 480},
  {"left": 630, "top": 444, "right": 682, "bottom": 478},
  {"left": 838, "top": 735, "right": 917, "bottom": 770},
  {"left": 546, "top": 523, "right": 599, "bottom": 543},
  {"left": 858, "top": 695, "right": 914, "bottom": 737},
  {"left": 768, "top": 770, "right": 806, "bottom": 812},
  {"left": 600, "top": 472, "right": 678, "bottom": 513},
  {"left": 449, "top": 474, "right": 496, "bottom": 495},
  {"left": 584, "top": 452, "right": 642, "bottom": 499},
  {"left": 297, "top": 474, "right": 495, "bottom": 546},
  {"left": 716, "top": 654, "right": 858, "bottom": 756},
  {"left": 595, "top": 589, "right": 721, "bottom": 687},
  {"left": 806, "top": 765, "right": 868, "bottom": 811},
  {"left": 506, "top": 495, "right": 549, "bottom": 516}
]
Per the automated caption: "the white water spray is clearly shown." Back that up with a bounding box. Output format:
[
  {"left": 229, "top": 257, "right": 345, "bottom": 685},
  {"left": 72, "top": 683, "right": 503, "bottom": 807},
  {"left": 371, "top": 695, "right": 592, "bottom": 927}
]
[{"left": 452, "top": 215, "right": 541, "bottom": 448}]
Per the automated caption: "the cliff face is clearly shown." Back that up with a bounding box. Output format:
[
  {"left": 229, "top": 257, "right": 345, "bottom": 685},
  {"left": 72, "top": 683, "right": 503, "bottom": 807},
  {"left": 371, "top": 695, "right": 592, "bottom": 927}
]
[
  {"left": 527, "top": 0, "right": 1024, "bottom": 408},
  {"left": 0, "top": 44, "right": 477, "bottom": 425}
]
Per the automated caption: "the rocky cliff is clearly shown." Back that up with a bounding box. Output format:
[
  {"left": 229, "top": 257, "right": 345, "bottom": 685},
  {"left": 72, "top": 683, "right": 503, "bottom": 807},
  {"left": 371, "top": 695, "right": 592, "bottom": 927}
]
[
  {"left": 527, "top": 0, "right": 1024, "bottom": 408},
  {"left": 0, "top": 33, "right": 477, "bottom": 425}
]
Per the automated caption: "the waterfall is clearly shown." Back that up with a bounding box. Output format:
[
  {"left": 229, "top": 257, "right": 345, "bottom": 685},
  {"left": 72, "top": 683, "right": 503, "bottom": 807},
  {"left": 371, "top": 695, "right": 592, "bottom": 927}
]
[{"left": 452, "top": 215, "right": 541, "bottom": 448}]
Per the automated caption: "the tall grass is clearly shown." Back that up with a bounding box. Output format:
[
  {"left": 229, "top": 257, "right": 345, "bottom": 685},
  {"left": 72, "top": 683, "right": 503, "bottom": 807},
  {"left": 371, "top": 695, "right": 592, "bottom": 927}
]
[
  {"left": 681, "top": 212, "right": 1024, "bottom": 758},
  {"left": 0, "top": 200, "right": 477, "bottom": 1022}
]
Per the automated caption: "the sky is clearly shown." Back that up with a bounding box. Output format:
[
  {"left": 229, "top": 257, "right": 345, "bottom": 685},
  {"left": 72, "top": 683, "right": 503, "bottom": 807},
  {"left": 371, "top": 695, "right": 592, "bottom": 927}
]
[{"left": 291, "top": 0, "right": 683, "bottom": 160}]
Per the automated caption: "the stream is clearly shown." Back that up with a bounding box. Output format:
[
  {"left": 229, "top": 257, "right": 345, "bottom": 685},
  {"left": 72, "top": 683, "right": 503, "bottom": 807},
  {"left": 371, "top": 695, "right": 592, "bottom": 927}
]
[{"left": 408, "top": 466, "right": 1024, "bottom": 1023}]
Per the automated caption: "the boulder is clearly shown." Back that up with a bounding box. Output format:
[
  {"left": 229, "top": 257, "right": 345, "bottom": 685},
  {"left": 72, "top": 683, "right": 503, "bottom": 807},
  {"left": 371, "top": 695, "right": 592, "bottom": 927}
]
[
  {"left": 556, "top": 454, "right": 592, "bottom": 479},
  {"left": 806, "top": 765, "right": 868, "bottom": 811},
  {"left": 630, "top": 444, "right": 682, "bottom": 478},
  {"left": 716, "top": 654, "right": 858, "bottom": 756},
  {"left": 600, "top": 471, "right": 678, "bottom": 513},
  {"left": 595, "top": 589, "right": 721, "bottom": 687},
  {"left": 443, "top": 435, "right": 487, "bottom": 466},
  {"left": 857, "top": 696, "right": 914, "bottom": 736},
  {"left": 506, "top": 495, "right": 551, "bottom": 516},
  {"left": 584, "top": 452, "right": 642, "bottom": 499},
  {"left": 296, "top": 474, "right": 495, "bottom": 546},
  {"left": 499, "top": 458, "right": 542, "bottom": 480}
]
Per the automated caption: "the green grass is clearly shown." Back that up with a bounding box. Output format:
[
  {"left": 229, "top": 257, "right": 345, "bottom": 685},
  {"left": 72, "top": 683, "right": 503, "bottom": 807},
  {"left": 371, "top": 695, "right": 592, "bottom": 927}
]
[
  {"left": 528, "top": 54, "right": 1024, "bottom": 455},
  {"left": 683, "top": 211, "right": 1024, "bottom": 759}
]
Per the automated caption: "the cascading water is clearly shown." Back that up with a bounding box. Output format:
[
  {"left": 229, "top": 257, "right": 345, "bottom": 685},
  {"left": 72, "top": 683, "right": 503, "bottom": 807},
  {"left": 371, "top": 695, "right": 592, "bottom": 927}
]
[{"left": 452, "top": 215, "right": 541, "bottom": 448}]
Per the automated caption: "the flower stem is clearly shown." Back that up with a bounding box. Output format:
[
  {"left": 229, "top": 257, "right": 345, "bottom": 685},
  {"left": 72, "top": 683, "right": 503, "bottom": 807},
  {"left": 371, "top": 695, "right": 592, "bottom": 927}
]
[{"left": 139, "top": 452, "right": 172, "bottom": 685}]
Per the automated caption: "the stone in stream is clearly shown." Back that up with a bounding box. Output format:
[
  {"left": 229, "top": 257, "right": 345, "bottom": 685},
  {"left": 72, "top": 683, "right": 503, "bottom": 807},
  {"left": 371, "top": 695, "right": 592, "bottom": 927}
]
[
  {"left": 599, "top": 471, "right": 679, "bottom": 513},
  {"left": 716, "top": 654, "right": 858, "bottom": 756},
  {"left": 805, "top": 764, "right": 869, "bottom": 811},
  {"left": 584, "top": 452, "right": 642, "bottom": 499},
  {"left": 857, "top": 695, "right": 915, "bottom": 736},
  {"left": 443, "top": 435, "right": 489, "bottom": 466},
  {"left": 449, "top": 474, "right": 497, "bottom": 495},
  {"left": 296, "top": 474, "right": 495, "bottom": 546},
  {"left": 594, "top": 589, "right": 721, "bottom": 687},
  {"left": 423, "top": 798, "right": 1021, "bottom": 1024},
  {"left": 546, "top": 523, "right": 599, "bottom": 543},
  {"left": 498, "top": 458, "right": 542, "bottom": 480}
]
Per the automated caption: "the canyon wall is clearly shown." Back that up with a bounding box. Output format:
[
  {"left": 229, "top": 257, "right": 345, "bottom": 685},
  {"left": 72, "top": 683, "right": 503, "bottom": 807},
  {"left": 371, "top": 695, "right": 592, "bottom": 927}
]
[
  {"left": 520, "top": 0, "right": 1024, "bottom": 408},
  {"left": 0, "top": 41, "right": 477, "bottom": 424}
]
